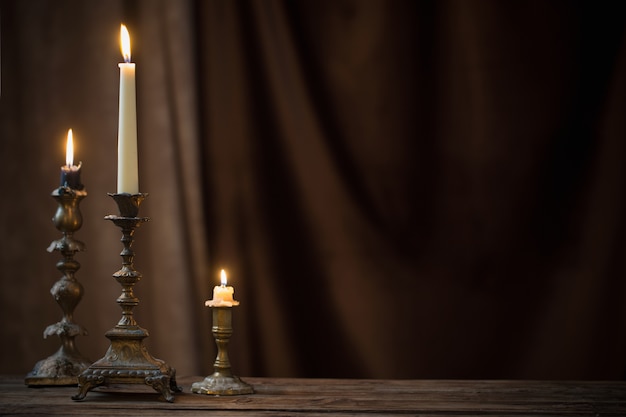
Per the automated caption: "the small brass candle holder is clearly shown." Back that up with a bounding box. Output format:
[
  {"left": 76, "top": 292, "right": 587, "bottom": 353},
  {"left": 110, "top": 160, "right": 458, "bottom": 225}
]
[
  {"left": 26, "top": 186, "right": 91, "bottom": 386},
  {"left": 72, "top": 193, "right": 181, "bottom": 402},
  {"left": 191, "top": 306, "right": 253, "bottom": 395}
]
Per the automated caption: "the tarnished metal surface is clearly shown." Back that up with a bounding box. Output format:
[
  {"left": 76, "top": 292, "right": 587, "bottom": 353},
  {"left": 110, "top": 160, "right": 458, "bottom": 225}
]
[
  {"left": 72, "top": 193, "right": 180, "bottom": 402},
  {"left": 191, "top": 307, "right": 253, "bottom": 396},
  {"left": 26, "top": 187, "right": 90, "bottom": 386}
]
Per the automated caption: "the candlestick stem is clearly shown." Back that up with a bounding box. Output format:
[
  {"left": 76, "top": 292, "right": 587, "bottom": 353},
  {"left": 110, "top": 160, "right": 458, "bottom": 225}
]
[
  {"left": 191, "top": 307, "right": 253, "bottom": 395},
  {"left": 72, "top": 193, "right": 180, "bottom": 402},
  {"left": 26, "top": 187, "right": 91, "bottom": 386}
]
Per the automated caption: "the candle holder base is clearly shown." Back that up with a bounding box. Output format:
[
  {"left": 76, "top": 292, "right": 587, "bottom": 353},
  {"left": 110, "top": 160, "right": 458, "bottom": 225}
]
[
  {"left": 71, "top": 327, "right": 180, "bottom": 402},
  {"left": 25, "top": 345, "right": 92, "bottom": 386},
  {"left": 191, "top": 373, "right": 253, "bottom": 396}
]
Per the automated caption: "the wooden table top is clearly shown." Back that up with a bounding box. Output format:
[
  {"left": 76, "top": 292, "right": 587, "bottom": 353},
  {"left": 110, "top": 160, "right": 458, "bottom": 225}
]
[{"left": 1, "top": 375, "right": 625, "bottom": 416}]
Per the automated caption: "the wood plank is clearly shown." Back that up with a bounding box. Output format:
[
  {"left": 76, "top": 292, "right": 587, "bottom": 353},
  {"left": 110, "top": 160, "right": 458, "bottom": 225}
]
[{"left": 0, "top": 375, "right": 625, "bottom": 416}]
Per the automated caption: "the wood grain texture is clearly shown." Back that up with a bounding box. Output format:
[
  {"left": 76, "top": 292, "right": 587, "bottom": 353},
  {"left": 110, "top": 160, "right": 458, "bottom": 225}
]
[{"left": 1, "top": 375, "right": 625, "bottom": 416}]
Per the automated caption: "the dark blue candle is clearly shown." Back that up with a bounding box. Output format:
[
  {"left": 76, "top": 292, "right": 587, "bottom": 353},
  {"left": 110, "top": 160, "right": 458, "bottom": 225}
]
[{"left": 60, "top": 129, "right": 83, "bottom": 189}]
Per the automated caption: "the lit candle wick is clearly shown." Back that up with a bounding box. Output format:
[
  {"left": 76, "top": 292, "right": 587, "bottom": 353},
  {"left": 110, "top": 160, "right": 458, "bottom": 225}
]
[
  {"left": 66, "top": 128, "right": 74, "bottom": 167},
  {"left": 121, "top": 24, "right": 131, "bottom": 63},
  {"left": 60, "top": 128, "right": 82, "bottom": 189}
]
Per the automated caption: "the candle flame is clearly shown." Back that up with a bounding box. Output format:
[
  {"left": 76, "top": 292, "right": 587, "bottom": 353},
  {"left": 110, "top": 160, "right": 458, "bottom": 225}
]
[
  {"left": 66, "top": 129, "right": 74, "bottom": 167},
  {"left": 120, "top": 24, "right": 131, "bottom": 62},
  {"left": 220, "top": 269, "right": 227, "bottom": 286}
]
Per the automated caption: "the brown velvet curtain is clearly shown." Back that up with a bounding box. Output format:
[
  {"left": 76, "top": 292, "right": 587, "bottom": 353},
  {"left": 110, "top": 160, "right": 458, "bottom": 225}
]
[{"left": 1, "top": 0, "right": 626, "bottom": 380}]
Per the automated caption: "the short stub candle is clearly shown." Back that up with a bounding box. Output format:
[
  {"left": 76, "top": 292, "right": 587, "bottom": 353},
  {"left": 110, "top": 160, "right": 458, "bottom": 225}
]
[
  {"left": 60, "top": 129, "right": 83, "bottom": 189},
  {"left": 206, "top": 269, "right": 239, "bottom": 307}
]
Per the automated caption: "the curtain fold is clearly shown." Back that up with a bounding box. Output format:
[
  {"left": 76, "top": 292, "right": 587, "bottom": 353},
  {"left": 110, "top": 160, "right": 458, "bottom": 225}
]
[{"left": 1, "top": 0, "right": 626, "bottom": 379}]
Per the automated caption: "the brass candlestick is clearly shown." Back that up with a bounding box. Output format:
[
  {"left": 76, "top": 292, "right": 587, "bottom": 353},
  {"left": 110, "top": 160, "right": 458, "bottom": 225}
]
[
  {"left": 26, "top": 186, "right": 91, "bottom": 386},
  {"left": 72, "top": 193, "right": 180, "bottom": 402},
  {"left": 191, "top": 306, "right": 253, "bottom": 395}
]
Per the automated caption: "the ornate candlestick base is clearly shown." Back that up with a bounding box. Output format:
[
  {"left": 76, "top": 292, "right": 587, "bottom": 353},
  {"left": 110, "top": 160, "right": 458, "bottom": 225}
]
[
  {"left": 26, "top": 187, "right": 91, "bottom": 386},
  {"left": 25, "top": 344, "right": 92, "bottom": 386},
  {"left": 192, "top": 307, "right": 253, "bottom": 395},
  {"left": 72, "top": 193, "right": 180, "bottom": 402}
]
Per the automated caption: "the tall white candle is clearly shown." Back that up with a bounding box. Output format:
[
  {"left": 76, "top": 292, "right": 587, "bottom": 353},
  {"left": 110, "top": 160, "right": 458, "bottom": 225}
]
[{"left": 117, "top": 24, "right": 138, "bottom": 194}]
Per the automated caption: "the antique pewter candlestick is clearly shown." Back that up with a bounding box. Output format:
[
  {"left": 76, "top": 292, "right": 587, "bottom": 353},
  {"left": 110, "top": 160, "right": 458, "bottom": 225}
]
[
  {"left": 191, "top": 306, "right": 253, "bottom": 395},
  {"left": 26, "top": 186, "right": 91, "bottom": 386},
  {"left": 72, "top": 193, "right": 180, "bottom": 402}
]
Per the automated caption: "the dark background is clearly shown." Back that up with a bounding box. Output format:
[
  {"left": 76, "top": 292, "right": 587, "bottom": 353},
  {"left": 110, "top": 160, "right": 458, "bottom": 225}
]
[{"left": 1, "top": 0, "right": 625, "bottom": 380}]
